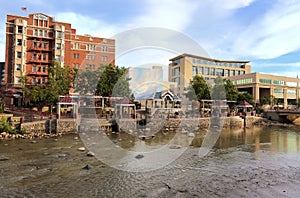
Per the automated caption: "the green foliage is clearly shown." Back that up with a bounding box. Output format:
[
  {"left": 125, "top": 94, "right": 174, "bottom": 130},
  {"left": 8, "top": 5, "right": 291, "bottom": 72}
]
[
  {"left": 0, "top": 116, "right": 26, "bottom": 134},
  {"left": 23, "top": 61, "right": 76, "bottom": 110},
  {"left": 237, "top": 92, "right": 255, "bottom": 106},
  {"left": 260, "top": 97, "right": 270, "bottom": 105},
  {"left": 224, "top": 79, "right": 239, "bottom": 101},
  {"left": 0, "top": 116, "right": 11, "bottom": 133},
  {"left": 185, "top": 75, "right": 211, "bottom": 101},
  {"left": 74, "top": 68, "right": 101, "bottom": 95},
  {"left": 96, "top": 65, "right": 134, "bottom": 99}
]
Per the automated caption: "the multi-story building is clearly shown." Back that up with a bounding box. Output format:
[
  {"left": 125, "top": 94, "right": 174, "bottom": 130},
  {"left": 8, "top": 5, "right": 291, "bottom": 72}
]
[
  {"left": 228, "top": 72, "right": 300, "bottom": 109},
  {"left": 169, "top": 53, "right": 251, "bottom": 96},
  {"left": 5, "top": 12, "right": 115, "bottom": 88}
]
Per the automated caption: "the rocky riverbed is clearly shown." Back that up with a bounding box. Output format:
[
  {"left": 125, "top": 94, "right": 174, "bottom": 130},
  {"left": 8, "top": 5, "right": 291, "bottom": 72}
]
[{"left": 1, "top": 126, "right": 300, "bottom": 197}]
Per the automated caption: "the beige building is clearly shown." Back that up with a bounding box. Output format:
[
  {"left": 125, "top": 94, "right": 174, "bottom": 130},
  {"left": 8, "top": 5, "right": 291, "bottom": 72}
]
[
  {"left": 228, "top": 72, "right": 300, "bottom": 109},
  {"left": 169, "top": 53, "right": 251, "bottom": 96}
]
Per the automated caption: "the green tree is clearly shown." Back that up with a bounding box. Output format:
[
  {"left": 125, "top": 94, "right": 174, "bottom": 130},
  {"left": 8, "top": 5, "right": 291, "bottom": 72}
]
[
  {"left": 24, "top": 61, "right": 76, "bottom": 112},
  {"left": 185, "top": 75, "right": 211, "bottom": 101},
  {"left": 237, "top": 92, "right": 255, "bottom": 106},
  {"left": 224, "top": 79, "right": 239, "bottom": 101},
  {"left": 74, "top": 68, "right": 101, "bottom": 95},
  {"left": 96, "top": 65, "right": 133, "bottom": 99}
]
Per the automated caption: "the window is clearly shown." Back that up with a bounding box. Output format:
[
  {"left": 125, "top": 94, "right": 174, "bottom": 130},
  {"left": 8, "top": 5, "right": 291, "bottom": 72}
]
[
  {"left": 86, "top": 54, "right": 95, "bottom": 60},
  {"left": 259, "top": 79, "right": 271, "bottom": 84},
  {"left": 216, "top": 68, "right": 224, "bottom": 76},
  {"left": 33, "top": 54, "right": 37, "bottom": 60},
  {"left": 225, "top": 69, "right": 229, "bottom": 77},
  {"left": 43, "top": 54, "right": 46, "bottom": 61},
  {"left": 173, "top": 77, "right": 180, "bottom": 83},
  {"left": 198, "top": 66, "right": 203, "bottom": 74},
  {"left": 16, "top": 64, "right": 21, "bottom": 71},
  {"left": 273, "top": 80, "right": 284, "bottom": 85},
  {"left": 229, "top": 70, "right": 234, "bottom": 76},
  {"left": 56, "top": 43, "right": 61, "bottom": 50},
  {"left": 43, "top": 42, "right": 47, "bottom": 49},
  {"left": 39, "top": 30, "right": 43, "bottom": 36},
  {"left": 32, "top": 78, "right": 36, "bottom": 85},
  {"left": 236, "top": 78, "right": 252, "bottom": 85},
  {"left": 204, "top": 67, "right": 209, "bottom": 75},
  {"left": 173, "top": 59, "right": 180, "bottom": 65},
  {"left": 34, "top": 29, "right": 38, "bottom": 36},
  {"left": 210, "top": 68, "right": 215, "bottom": 76},
  {"left": 33, "top": 42, "right": 37, "bottom": 48},
  {"left": 56, "top": 55, "right": 61, "bottom": 62},
  {"left": 102, "top": 56, "right": 107, "bottom": 62},
  {"left": 32, "top": 65, "right": 37, "bottom": 72},
  {"left": 102, "top": 45, "right": 108, "bottom": 52},
  {"left": 73, "top": 53, "right": 79, "bottom": 59},
  {"left": 86, "top": 44, "right": 96, "bottom": 51},
  {"left": 74, "top": 43, "right": 80, "bottom": 49},
  {"left": 86, "top": 64, "right": 95, "bottom": 70},
  {"left": 192, "top": 66, "right": 197, "bottom": 75},
  {"left": 288, "top": 90, "right": 296, "bottom": 95},
  {"left": 17, "top": 39, "right": 22, "bottom": 46},
  {"left": 174, "top": 67, "right": 180, "bottom": 76},
  {"left": 17, "top": 26, "right": 23, "bottom": 34},
  {"left": 42, "top": 66, "right": 46, "bottom": 72},
  {"left": 41, "top": 78, "right": 45, "bottom": 84},
  {"left": 274, "top": 88, "right": 284, "bottom": 94},
  {"left": 44, "top": 30, "right": 47, "bottom": 37},
  {"left": 17, "top": 52, "right": 22, "bottom": 58},
  {"left": 56, "top": 31, "right": 62, "bottom": 38}
]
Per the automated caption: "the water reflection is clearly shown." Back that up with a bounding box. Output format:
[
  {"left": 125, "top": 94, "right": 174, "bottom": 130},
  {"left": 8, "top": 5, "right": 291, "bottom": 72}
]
[{"left": 107, "top": 126, "right": 300, "bottom": 154}]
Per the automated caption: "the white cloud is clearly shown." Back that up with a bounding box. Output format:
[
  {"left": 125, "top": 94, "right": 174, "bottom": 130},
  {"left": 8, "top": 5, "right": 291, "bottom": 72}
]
[
  {"left": 132, "top": 0, "right": 199, "bottom": 31},
  {"left": 232, "top": 0, "right": 300, "bottom": 59}
]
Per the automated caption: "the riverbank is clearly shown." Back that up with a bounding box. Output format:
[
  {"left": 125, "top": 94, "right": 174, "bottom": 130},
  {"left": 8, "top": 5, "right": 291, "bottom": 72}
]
[
  {"left": 1, "top": 126, "right": 300, "bottom": 197},
  {"left": 0, "top": 116, "right": 295, "bottom": 141}
]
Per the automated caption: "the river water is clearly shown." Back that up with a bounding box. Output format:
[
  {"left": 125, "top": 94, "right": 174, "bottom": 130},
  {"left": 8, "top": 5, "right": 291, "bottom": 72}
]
[{"left": 1, "top": 126, "right": 300, "bottom": 197}]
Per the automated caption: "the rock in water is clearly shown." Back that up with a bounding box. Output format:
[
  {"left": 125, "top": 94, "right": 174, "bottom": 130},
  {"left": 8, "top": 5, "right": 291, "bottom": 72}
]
[
  {"left": 135, "top": 154, "right": 144, "bottom": 159},
  {"left": 87, "top": 151, "right": 95, "bottom": 157},
  {"left": 83, "top": 164, "right": 92, "bottom": 170},
  {"left": 78, "top": 147, "right": 85, "bottom": 151}
]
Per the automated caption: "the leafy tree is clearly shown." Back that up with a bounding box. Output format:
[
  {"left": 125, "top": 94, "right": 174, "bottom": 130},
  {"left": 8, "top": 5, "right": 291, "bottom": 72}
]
[
  {"left": 74, "top": 68, "right": 102, "bottom": 95},
  {"left": 96, "top": 65, "right": 133, "bottom": 100},
  {"left": 237, "top": 92, "right": 255, "bottom": 106},
  {"left": 24, "top": 61, "right": 76, "bottom": 112},
  {"left": 185, "top": 75, "right": 211, "bottom": 101},
  {"left": 224, "top": 79, "right": 239, "bottom": 101}
]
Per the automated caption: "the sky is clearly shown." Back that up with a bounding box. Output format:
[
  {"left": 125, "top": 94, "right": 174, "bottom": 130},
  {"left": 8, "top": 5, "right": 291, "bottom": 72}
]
[{"left": 1, "top": 0, "right": 300, "bottom": 78}]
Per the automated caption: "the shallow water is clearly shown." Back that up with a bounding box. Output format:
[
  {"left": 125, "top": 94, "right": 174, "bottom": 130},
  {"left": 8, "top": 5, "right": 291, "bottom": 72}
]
[{"left": 1, "top": 126, "right": 300, "bottom": 197}]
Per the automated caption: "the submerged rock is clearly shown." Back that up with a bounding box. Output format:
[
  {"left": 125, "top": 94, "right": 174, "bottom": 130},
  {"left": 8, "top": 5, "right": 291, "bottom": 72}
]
[
  {"left": 86, "top": 151, "right": 95, "bottom": 157},
  {"left": 78, "top": 147, "right": 85, "bottom": 151},
  {"left": 135, "top": 154, "right": 144, "bottom": 159},
  {"left": 82, "top": 164, "right": 92, "bottom": 170}
]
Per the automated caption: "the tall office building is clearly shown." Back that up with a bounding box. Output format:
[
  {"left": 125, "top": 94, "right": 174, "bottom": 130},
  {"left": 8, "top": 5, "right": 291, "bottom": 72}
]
[
  {"left": 5, "top": 12, "right": 115, "bottom": 87},
  {"left": 169, "top": 53, "right": 251, "bottom": 96}
]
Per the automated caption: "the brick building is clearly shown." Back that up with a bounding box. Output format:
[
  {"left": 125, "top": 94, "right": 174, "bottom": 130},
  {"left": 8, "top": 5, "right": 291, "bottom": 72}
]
[{"left": 4, "top": 12, "right": 115, "bottom": 87}]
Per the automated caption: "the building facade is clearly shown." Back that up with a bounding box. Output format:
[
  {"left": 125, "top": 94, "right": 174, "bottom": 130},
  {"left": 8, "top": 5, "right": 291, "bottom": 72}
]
[
  {"left": 5, "top": 12, "right": 115, "bottom": 87},
  {"left": 228, "top": 72, "right": 300, "bottom": 109},
  {"left": 169, "top": 53, "right": 251, "bottom": 96}
]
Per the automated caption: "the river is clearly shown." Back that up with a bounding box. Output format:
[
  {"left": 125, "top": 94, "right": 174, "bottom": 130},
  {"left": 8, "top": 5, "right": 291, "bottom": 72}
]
[{"left": 1, "top": 126, "right": 300, "bottom": 197}]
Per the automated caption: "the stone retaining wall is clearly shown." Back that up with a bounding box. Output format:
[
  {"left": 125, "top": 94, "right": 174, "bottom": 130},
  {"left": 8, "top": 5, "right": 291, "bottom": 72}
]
[{"left": 19, "top": 116, "right": 267, "bottom": 135}]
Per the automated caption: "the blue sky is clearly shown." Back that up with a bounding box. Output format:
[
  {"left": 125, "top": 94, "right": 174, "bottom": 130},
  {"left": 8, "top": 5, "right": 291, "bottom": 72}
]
[{"left": 1, "top": 0, "right": 300, "bottom": 78}]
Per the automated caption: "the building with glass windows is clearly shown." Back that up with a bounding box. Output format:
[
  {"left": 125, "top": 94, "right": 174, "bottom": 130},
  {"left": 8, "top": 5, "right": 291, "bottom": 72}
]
[
  {"left": 5, "top": 12, "right": 115, "bottom": 87},
  {"left": 168, "top": 53, "right": 251, "bottom": 96},
  {"left": 228, "top": 72, "right": 300, "bottom": 109}
]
